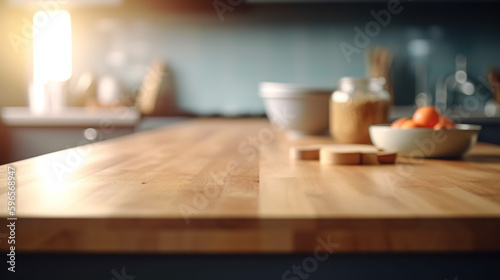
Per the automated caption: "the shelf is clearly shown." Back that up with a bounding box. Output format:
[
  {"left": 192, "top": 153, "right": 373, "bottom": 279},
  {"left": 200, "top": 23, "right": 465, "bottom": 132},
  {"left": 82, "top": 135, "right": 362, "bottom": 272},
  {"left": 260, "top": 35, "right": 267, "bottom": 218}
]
[{"left": 1, "top": 107, "right": 140, "bottom": 127}]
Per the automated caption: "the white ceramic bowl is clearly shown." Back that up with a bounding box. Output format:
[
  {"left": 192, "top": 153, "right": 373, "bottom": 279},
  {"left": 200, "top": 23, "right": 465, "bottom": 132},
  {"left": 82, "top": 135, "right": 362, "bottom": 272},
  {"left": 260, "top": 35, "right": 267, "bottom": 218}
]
[
  {"left": 369, "top": 124, "right": 482, "bottom": 158},
  {"left": 259, "top": 82, "right": 332, "bottom": 135}
]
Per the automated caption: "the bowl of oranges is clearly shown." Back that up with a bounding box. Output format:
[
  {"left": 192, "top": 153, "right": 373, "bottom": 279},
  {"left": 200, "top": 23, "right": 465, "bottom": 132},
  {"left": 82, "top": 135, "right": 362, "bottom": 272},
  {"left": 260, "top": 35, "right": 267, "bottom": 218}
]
[{"left": 369, "top": 106, "right": 481, "bottom": 158}]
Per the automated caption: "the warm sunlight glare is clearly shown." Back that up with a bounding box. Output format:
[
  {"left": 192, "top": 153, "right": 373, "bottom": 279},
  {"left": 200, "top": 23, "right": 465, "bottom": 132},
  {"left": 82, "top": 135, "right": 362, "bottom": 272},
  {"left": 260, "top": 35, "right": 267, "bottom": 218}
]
[{"left": 33, "top": 9, "right": 72, "bottom": 84}]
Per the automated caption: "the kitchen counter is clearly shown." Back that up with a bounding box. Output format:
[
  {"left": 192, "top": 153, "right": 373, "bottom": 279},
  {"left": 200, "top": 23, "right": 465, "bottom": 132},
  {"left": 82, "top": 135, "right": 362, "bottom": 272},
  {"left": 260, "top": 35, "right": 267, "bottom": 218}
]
[
  {"left": 1, "top": 118, "right": 499, "bottom": 253},
  {"left": 1, "top": 106, "right": 140, "bottom": 127},
  {"left": 0, "top": 107, "right": 141, "bottom": 163}
]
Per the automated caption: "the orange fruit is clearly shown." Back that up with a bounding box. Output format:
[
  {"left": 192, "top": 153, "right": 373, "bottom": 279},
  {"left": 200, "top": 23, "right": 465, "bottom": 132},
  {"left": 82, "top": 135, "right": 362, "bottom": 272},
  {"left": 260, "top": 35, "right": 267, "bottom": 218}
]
[
  {"left": 391, "top": 117, "right": 410, "bottom": 128},
  {"left": 400, "top": 119, "right": 419, "bottom": 129},
  {"left": 441, "top": 116, "right": 456, "bottom": 127},
  {"left": 433, "top": 122, "right": 446, "bottom": 130},
  {"left": 412, "top": 106, "right": 441, "bottom": 128},
  {"left": 433, "top": 116, "right": 456, "bottom": 130}
]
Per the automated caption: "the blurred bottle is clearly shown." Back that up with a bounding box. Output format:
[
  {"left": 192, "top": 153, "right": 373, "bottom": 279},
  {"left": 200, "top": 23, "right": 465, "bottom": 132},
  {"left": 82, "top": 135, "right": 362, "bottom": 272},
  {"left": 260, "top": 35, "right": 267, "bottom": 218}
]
[
  {"left": 435, "top": 54, "right": 491, "bottom": 114},
  {"left": 98, "top": 76, "right": 122, "bottom": 107},
  {"left": 408, "top": 39, "right": 431, "bottom": 107}
]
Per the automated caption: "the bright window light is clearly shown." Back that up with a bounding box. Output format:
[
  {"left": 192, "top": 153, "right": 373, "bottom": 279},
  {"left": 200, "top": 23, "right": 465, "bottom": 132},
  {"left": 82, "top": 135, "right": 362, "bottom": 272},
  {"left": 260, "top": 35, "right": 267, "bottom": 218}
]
[{"left": 33, "top": 9, "right": 72, "bottom": 84}]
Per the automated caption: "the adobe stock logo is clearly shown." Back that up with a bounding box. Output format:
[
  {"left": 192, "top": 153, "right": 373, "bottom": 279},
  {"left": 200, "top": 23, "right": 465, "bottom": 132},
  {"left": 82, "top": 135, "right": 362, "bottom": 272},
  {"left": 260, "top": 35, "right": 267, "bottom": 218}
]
[
  {"left": 110, "top": 267, "right": 135, "bottom": 280},
  {"left": 281, "top": 235, "right": 340, "bottom": 280},
  {"left": 213, "top": 0, "right": 244, "bottom": 21},
  {"left": 7, "top": 0, "right": 67, "bottom": 54},
  {"left": 340, "top": 0, "right": 408, "bottom": 63}
]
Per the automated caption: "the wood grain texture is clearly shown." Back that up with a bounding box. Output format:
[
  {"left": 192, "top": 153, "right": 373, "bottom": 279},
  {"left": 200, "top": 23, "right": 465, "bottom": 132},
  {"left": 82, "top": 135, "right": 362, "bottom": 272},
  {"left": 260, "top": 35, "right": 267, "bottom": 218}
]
[
  {"left": 319, "top": 144, "right": 379, "bottom": 165},
  {"left": 1, "top": 118, "right": 500, "bottom": 253},
  {"left": 289, "top": 146, "right": 321, "bottom": 160}
]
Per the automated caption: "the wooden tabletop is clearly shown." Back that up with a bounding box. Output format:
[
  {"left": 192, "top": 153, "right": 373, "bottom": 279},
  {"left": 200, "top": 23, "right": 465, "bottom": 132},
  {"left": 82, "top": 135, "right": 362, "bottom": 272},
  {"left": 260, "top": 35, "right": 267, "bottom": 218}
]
[{"left": 1, "top": 118, "right": 500, "bottom": 253}]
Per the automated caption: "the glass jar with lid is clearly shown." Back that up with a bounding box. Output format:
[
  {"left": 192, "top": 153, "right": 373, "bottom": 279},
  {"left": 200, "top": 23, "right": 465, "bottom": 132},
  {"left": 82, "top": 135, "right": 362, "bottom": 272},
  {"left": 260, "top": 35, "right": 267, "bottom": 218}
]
[{"left": 330, "top": 77, "right": 390, "bottom": 144}]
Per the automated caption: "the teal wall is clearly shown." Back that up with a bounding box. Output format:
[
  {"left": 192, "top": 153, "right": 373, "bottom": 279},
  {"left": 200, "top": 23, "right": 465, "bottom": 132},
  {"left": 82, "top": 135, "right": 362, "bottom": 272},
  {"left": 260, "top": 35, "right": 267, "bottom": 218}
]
[{"left": 4, "top": 1, "right": 500, "bottom": 115}]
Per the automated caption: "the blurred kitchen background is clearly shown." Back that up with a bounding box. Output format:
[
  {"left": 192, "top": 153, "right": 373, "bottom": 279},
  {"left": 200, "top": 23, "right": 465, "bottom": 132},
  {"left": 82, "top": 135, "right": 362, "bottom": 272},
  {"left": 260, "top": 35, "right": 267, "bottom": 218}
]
[{"left": 1, "top": 0, "right": 500, "bottom": 164}]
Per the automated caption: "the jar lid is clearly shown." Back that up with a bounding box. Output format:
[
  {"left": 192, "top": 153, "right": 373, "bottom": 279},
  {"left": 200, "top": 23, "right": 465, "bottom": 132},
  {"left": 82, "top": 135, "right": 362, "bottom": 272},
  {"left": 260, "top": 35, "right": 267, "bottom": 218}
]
[
  {"left": 259, "top": 82, "right": 333, "bottom": 98},
  {"left": 338, "top": 77, "right": 386, "bottom": 92}
]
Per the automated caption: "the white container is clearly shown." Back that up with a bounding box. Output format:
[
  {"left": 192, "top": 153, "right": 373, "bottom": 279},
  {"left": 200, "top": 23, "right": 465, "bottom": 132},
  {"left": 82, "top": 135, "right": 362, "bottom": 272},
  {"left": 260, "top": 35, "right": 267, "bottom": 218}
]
[
  {"left": 259, "top": 82, "right": 332, "bottom": 135},
  {"left": 98, "top": 76, "right": 122, "bottom": 106}
]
